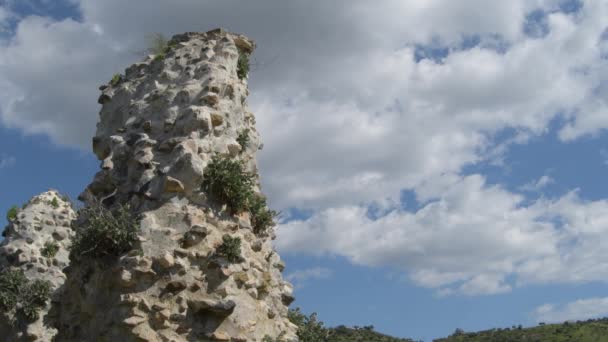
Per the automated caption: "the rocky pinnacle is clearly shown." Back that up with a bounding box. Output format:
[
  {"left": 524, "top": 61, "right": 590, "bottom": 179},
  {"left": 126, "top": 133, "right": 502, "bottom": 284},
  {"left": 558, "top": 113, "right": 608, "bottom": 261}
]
[{"left": 1, "top": 29, "right": 297, "bottom": 341}]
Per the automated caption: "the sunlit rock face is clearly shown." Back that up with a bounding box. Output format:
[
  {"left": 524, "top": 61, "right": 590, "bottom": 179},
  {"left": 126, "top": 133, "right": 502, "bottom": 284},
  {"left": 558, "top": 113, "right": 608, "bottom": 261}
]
[{"left": 52, "top": 29, "right": 297, "bottom": 341}]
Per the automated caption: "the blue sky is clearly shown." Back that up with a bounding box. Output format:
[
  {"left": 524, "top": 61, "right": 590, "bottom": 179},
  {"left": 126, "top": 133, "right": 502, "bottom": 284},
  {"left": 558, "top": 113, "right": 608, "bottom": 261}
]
[{"left": 1, "top": 0, "right": 608, "bottom": 341}]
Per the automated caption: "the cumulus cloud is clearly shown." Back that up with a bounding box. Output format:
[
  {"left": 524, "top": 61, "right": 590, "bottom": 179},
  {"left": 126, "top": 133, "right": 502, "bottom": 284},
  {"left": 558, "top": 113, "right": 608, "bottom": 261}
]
[
  {"left": 285, "top": 267, "right": 332, "bottom": 287},
  {"left": 253, "top": 2, "right": 608, "bottom": 210},
  {"left": 0, "top": 15, "right": 135, "bottom": 146},
  {"left": 276, "top": 174, "right": 556, "bottom": 295},
  {"left": 534, "top": 297, "right": 608, "bottom": 323},
  {"left": 519, "top": 175, "right": 555, "bottom": 192},
  {"left": 276, "top": 175, "right": 608, "bottom": 296}
]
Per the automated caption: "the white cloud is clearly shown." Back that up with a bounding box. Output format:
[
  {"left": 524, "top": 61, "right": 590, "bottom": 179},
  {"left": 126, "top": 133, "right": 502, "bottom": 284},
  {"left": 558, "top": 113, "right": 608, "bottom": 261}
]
[
  {"left": 0, "top": 15, "right": 133, "bottom": 146},
  {"left": 0, "top": 155, "right": 15, "bottom": 169},
  {"left": 276, "top": 174, "right": 556, "bottom": 295},
  {"left": 438, "top": 274, "right": 512, "bottom": 297},
  {"left": 534, "top": 297, "right": 608, "bottom": 323},
  {"left": 520, "top": 175, "right": 555, "bottom": 192},
  {"left": 253, "top": 3, "right": 608, "bottom": 210},
  {"left": 276, "top": 174, "right": 608, "bottom": 296},
  {"left": 285, "top": 267, "right": 332, "bottom": 286}
]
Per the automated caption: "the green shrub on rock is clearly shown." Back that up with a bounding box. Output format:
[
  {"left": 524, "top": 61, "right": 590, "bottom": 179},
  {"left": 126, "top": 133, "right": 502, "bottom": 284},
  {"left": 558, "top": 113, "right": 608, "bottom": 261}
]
[
  {"left": 41, "top": 241, "right": 60, "bottom": 259},
  {"left": 202, "top": 155, "right": 255, "bottom": 213},
  {"left": 201, "top": 155, "right": 279, "bottom": 235},
  {"left": 248, "top": 194, "right": 278, "bottom": 235},
  {"left": 236, "top": 129, "right": 250, "bottom": 151},
  {"left": 0, "top": 269, "right": 51, "bottom": 321},
  {"left": 110, "top": 74, "right": 122, "bottom": 86},
  {"left": 237, "top": 51, "right": 250, "bottom": 80},
  {"left": 288, "top": 308, "right": 329, "bottom": 342},
  {"left": 217, "top": 234, "right": 242, "bottom": 263},
  {"left": 20, "top": 279, "right": 52, "bottom": 321},
  {"left": 6, "top": 206, "right": 18, "bottom": 222},
  {"left": 0, "top": 269, "right": 22, "bottom": 312},
  {"left": 70, "top": 202, "right": 139, "bottom": 262},
  {"left": 50, "top": 197, "right": 59, "bottom": 208}
]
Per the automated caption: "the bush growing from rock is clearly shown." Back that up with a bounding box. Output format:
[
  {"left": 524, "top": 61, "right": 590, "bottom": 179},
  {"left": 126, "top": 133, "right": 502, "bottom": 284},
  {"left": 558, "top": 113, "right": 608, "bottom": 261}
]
[
  {"left": 6, "top": 206, "right": 18, "bottom": 222},
  {"left": 20, "top": 279, "right": 52, "bottom": 321},
  {"left": 237, "top": 51, "right": 250, "bottom": 79},
  {"left": 217, "top": 234, "right": 242, "bottom": 263},
  {"left": 202, "top": 155, "right": 279, "bottom": 234},
  {"left": 110, "top": 74, "right": 122, "bottom": 86},
  {"left": 202, "top": 155, "right": 255, "bottom": 213},
  {"left": 0, "top": 269, "right": 51, "bottom": 321},
  {"left": 236, "top": 129, "right": 250, "bottom": 152},
  {"left": 288, "top": 308, "right": 329, "bottom": 342},
  {"left": 248, "top": 194, "right": 278, "bottom": 235},
  {"left": 41, "top": 241, "right": 60, "bottom": 259},
  {"left": 50, "top": 197, "right": 59, "bottom": 208},
  {"left": 70, "top": 202, "right": 139, "bottom": 262}
]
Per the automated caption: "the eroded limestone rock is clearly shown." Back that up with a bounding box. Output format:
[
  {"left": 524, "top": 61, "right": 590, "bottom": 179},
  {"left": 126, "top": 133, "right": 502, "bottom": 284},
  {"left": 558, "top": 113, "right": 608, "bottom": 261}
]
[{"left": 53, "top": 29, "right": 297, "bottom": 341}]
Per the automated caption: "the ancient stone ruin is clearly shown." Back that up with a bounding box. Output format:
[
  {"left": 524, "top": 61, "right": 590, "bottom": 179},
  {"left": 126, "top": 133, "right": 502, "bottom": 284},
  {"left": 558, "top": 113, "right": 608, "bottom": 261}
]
[{"left": 0, "top": 29, "right": 297, "bottom": 341}]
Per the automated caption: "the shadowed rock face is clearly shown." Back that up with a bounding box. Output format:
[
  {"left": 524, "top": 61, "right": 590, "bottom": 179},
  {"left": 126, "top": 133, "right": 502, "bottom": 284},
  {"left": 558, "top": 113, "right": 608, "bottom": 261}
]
[{"left": 49, "top": 29, "right": 297, "bottom": 341}]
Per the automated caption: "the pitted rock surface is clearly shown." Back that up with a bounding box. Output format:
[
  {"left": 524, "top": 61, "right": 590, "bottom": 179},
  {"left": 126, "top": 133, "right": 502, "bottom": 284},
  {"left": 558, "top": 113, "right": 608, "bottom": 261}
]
[
  {"left": 0, "top": 190, "right": 75, "bottom": 341},
  {"left": 52, "top": 29, "right": 297, "bottom": 341}
]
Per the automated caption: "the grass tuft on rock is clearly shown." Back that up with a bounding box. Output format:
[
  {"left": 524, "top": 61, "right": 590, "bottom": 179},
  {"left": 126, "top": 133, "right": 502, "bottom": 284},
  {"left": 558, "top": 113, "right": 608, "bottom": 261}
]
[
  {"left": 217, "top": 234, "right": 241, "bottom": 263},
  {"left": 0, "top": 269, "right": 52, "bottom": 321},
  {"left": 110, "top": 74, "right": 122, "bottom": 86},
  {"left": 41, "top": 241, "right": 60, "bottom": 259},
  {"left": 6, "top": 206, "right": 18, "bottom": 222},
  {"left": 50, "top": 197, "right": 59, "bottom": 209},
  {"left": 70, "top": 202, "right": 139, "bottom": 262},
  {"left": 153, "top": 53, "right": 166, "bottom": 62}
]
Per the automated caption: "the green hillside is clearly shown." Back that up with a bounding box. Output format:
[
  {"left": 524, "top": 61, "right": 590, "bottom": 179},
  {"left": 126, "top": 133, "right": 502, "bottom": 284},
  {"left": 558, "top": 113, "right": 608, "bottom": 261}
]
[
  {"left": 288, "top": 308, "right": 608, "bottom": 342},
  {"left": 435, "top": 318, "right": 608, "bottom": 342},
  {"left": 327, "top": 325, "right": 417, "bottom": 342},
  {"left": 286, "top": 308, "right": 418, "bottom": 342}
]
